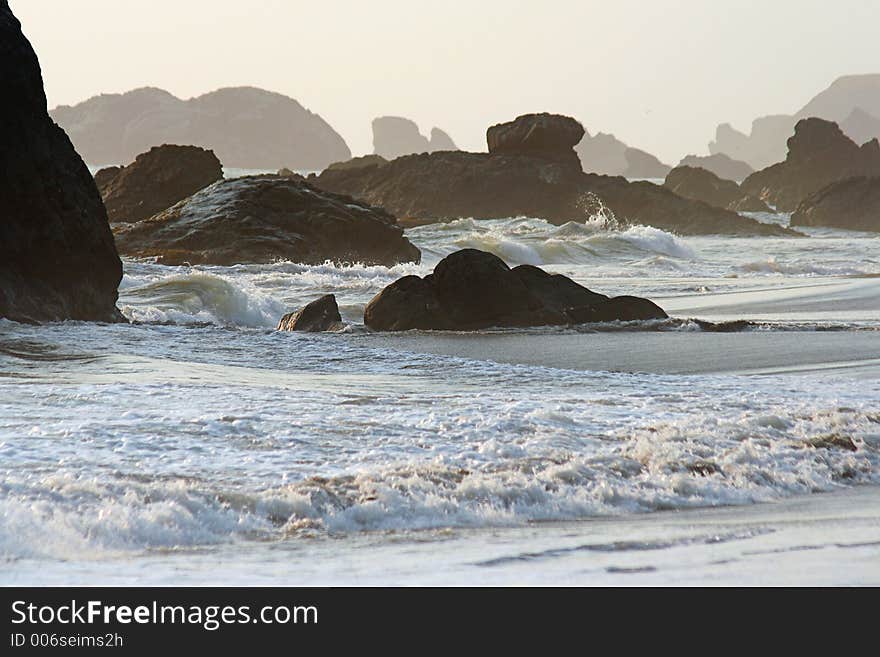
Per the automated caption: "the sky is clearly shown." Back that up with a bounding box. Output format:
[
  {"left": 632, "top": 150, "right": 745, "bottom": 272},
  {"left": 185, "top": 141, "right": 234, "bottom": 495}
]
[{"left": 11, "top": 0, "right": 880, "bottom": 162}]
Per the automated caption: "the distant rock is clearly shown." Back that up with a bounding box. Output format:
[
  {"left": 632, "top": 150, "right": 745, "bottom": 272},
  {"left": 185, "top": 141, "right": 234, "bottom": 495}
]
[
  {"left": 664, "top": 166, "right": 770, "bottom": 213},
  {"left": 576, "top": 131, "right": 671, "bottom": 178},
  {"left": 488, "top": 113, "right": 584, "bottom": 169},
  {"left": 741, "top": 118, "right": 880, "bottom": 211},
  {"left": 314, "top": 112, "right": 794, "bottom": 237},
  {"left": 372, "top": 116, "right": 458, "bottom": 159},
  {"left": 364, "top": 249, "right": 667, "bottom": 331},
  {"left": 326, "top": 154, "right": 388, "bottom": 172},
  {"left": 113, "top": 175, "right": 421, "bottom": 267},
  {"left": 790, "top": 177, "right": 880, "bottom": 232},
  {"left": 840, "top": 108, "right": 880, "bottom": 146},
  {"left": 50, "top": 86, "right": 351, "bottom": 170},
  {"left": 678, "top": 153, "right": 754, "bottom": 181},
  {"left": 0, "top": 1, "right": 123, "bottom": 323},
  {"left": 277, "top": 294, "right": 344, "bottom": 332},
  {"left": 709, "top": 116, "right": 796, "bottom": 172},
  {"left": 99, "top": 145, "right": 223, "bottom": 223}
]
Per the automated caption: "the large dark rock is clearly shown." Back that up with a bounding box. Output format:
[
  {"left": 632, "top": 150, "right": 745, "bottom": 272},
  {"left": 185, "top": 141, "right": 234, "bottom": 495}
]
[
  {"left": 314, "top": 149, "right": 793, "bottom": 236},
  {"left": 664, "top": 166, "right": 770, "bottom": 213},
  {"left": 364, "top": 249, "right": 667, "bottom": 331},
  {"left": 790, "top": 177, "right": 880, "bottom": 231},
  {"left": 678, "top": 153, "right": 754, "bottom": 181},
  {"left": 0, "top": 2, "right": 123, "bottom": 324},
  {"left": 113, "top": 175, "right": 421, "bottom": 267},
  {"left": 487, "top": 113, "right": 585, "bottom": 168},
  {"left": 372, "top": 117, "right": 458, "bottom": 160},
  {"left": 99, "top": 145, "right": 223, "bottom": 223},
  {"left": 741, "top": 118, "right": 880, "bottom": 211},
  {"left": 277, "top": 294, "right": 344, "bottom": 332},
  {"left": 50, "top": 86, "right": 351, "bottom": 170}
]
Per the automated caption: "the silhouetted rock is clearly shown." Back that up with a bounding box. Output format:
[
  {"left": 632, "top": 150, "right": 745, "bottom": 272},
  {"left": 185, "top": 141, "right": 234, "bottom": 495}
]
[
  {"left": 363, "top": 249, "right": 667, "bottom": 331},
  {"left": 664, "top": 166, "right": 770, "bottom": 213},
  {"left": 277, "top": 294, "right": 344, "bottom": 332},
  {"left": 94, "top": 166, "right": 123, "bottom": 193},
  {"left": 0, "top": 2, "right": 123, "bottom": 324},
  {"left": 487, "top": 113, "right": 584, "bottom": 169},
  {"left": 372, "top": 116, "right": 458, "bottom": 159},
  {"left": 741, "top": 118, "right": 880, "bottom": 211},
  {"left": 326, "top": 154, "right": 388, "bottom": 172},
  {"left": 790, "top": 177, "right": 880, "bottom": 231},
  {"left": 575, "top": 131, "right": 671, "bottom": 178},
  {"left": 113, "top": 175, "right": 421, "bottom": 267},
  {"left": 100, "top": 145, "right": 223, "bottom": 223},
  {"left": 841, "top": 108, "right": 880, "bottom": 145},
  {"left": 679, "top": 153, "right": 754, "bottom": 181},
  {"left": 50, "top": 86, "right": 351, "bottom": 169}
]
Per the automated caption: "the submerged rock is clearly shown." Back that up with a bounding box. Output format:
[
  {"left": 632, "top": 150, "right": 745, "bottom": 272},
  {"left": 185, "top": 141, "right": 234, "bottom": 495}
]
[
  {"left": 741, "top": 118, "right": 880, "bottom": 211},
  {"left": 790, "top": 176, "right": 880, "bottom": 231},
  {"left": 278, "top": 294, "right": 344, "bottom": 332},
  {"left": 100, "top": 144, "right": 224, "bottom": 223},
  {"left": 114, "top": 175, "right": 421, "bottom": 267},
  {"left": 0, "top": 2, "right": 123, "bottom": 323},
  {"left": 363, "top": 249, "right": 667, "bottom": 331},
  {"left": 664, "top": 166, "right": 770, "bottom": 213}
]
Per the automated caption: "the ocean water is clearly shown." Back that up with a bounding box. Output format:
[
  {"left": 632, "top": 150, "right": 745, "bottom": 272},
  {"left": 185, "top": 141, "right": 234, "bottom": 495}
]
[{"left": 2, "top": 205, "right": 879, "bottom": 585}]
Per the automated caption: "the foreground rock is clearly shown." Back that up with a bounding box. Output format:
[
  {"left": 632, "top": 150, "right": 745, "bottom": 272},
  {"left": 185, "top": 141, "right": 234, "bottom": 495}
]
[
  {"left": 372, "top": 117, "right": 458, "bottom": 159},
  {"left": 277, "top": 295, "right": 344, "bottom": 332},
  {"left": 113, "top": 175, "right": 421, "bottom": 267},
  {"left": 0, "top": 2, "right": 123, "bottom": 323},
  {"left": 741, "top": 118, "right": 880, "bottom": 211},
  {"left": 98, "top": 145, "right": 223, "bottom": 223},
  {"left": 790, "top": 177, "right": 880, "bottom": 231},
  {"left": 50, "top": 86, "right": 351, "bottom": 170},
  {"left": 678, "top": 153, "right": 754, "bottom": 181},
  {"left": 364, "top": 249, "right": 667, "bottom": 331},
  {"left": 664, "top": 166, "right": 770, "bottom": 213}
]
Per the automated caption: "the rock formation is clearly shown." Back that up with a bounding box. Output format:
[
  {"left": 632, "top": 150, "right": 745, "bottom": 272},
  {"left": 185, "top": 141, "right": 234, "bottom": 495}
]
[
  {"left": 50, "top": 86, "right": 351, "bottom": 170},
  {"left": 113, "top": 175, "right": 421, "bottom": 267},
  {"left": 313, "top": 113, "right": 794, "bottom": 236},
  {"left": 664, "top": 166, "right": 770, "bottom": 213},
  {"left": 678, "top": 153, "right": 754, "bottom": 181},
  {"left": 363, "top": 249, "right": 667, "bottom": 331},
  {"left": 372, "top": 116, "right": 458, "bottom": 159},
  {"left": 740, "top": 118, "right": 880, "bottom": 211},
  {"left": 325, "top": 154, "right": 388, "bottom": 172},
  {"left": 98, "top": 145, "right": 223, "bottom": 223},
  {"left": 277, "top": 294, "right": 344, "bottom": 332},
  {"left": 0, "top": 1, "right": 123, "bottom": 323},
  {"left": 790, "top": 177, "right": 880, "bottom": 231},
  {"left": 840, "top": 108, "right": 880, "bottom": 146},
  {"left": 576, "top": 131, "right": 671, "bottom": 178}
]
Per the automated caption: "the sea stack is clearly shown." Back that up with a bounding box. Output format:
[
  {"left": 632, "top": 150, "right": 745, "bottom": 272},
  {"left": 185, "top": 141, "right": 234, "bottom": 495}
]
[{"left": 0, "top": 2, "right": 124, "bottom": 323}]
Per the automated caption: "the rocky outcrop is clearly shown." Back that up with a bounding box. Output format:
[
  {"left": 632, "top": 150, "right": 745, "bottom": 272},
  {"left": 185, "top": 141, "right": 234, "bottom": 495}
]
[
  {"left": 277, "top": 294, "right": 344, "bottom": 332},
  {"left": 709, "top": 116, "right": 797, "bottom": 172},
  {"left": 664, "top": 166, "right": 770, "bottom": 213},
  {"left": 113, "top": 175, "right": 421, "bottom": 267},
  {"left": 363, "top": 249, "right": 667, "bottom": 331},
  {"left": 0, "top": 2, "right": 123, "bottom": 324},
  {"left": 790, "top": 177, "right": 880, "bottom": 231},
  {"left": 314, "top": 114, "right": 794, "bottom": 237},
  {"left": 487, "top": 113, "right": 584, "bottom": 169},
  {"left": 575, "top": 131, "right": 671, "bottom": 178},
  {"left": 50, "top": 86, "right": 351, "bottom": 170},
  {"left": 94, "top": 165, "right": 123, "bottom": 193},
  {"left": 840, "top": 108, "right": 880, "bottom": 146},
  {"left": 98, "top": 145, "right": 223, "bottom": 223},
  {"left": 741, "top": 118, "right": 880, "bottom": 211},
  {"left": 372, "top": 116, "right": 458, "bottom": 159},
  {"left": 678, "top": 153, "right": 753, "bottom": 181},
  {"left": 326, "top": 154, "right": 388, "bottom": 172}
]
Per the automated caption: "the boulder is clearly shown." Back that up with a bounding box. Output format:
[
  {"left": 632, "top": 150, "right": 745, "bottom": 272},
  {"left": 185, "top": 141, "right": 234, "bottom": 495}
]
[
  {"left": 363, "top": 249, "right": 667, "bottom": 331},
  {"left": 113, "top": 175, "right": 421, "bottom": 267},
  {"left": 0, "top": 2, "right": 123, "bottom": 323},
  {"left": 741, "top": 118, "right": 880, "bottom": 211},
  {"left": 487, "top": 113, "right": 585, "bottom": 168},
  {"left": 664, "top": 166, "right": 771, "bottom": 213},
  {"left": 790, "top": 176, "right": 880, "bottom": 231},
  {"left": 50, "top": 86, "right": 351, "bottom": 170},
  {"left": 678, "top": 153, "right": 754, "bottom": 181},
  {"left": 277, "top": 294, "right": 344, "bottom": 332},
  {"left": 100, "top": 145, "right": 223, "bottom": 223}
]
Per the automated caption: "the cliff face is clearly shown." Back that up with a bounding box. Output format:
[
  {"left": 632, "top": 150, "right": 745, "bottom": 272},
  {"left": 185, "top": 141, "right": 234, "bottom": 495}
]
[
  {"left": 0, "top": 1, "right": 123, "bottom": 323},
  {"left": 51, "top": 86, "right": 351, "bottom": 170}
]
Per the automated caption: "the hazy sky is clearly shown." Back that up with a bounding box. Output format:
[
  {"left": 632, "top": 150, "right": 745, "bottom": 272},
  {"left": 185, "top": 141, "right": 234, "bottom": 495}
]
[{"left": 12, "top": 0, "right": 880, "bottom": 161}]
